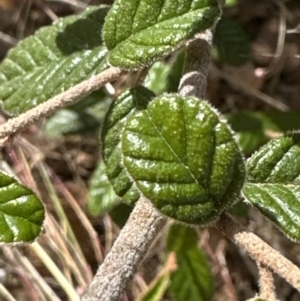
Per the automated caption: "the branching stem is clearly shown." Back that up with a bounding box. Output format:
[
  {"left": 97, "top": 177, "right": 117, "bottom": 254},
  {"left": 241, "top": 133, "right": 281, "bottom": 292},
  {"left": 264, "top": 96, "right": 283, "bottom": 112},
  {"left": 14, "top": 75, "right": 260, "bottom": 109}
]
[
  {"left": 179, "top": 30, "right": 213, "bottom": 99},
  {"left": 258, "top": 263, "right": 277, "bottom": 300},
  {"left": 216, "top": 214, "right": 300, "bottom": 293},
  {"left": 81, "top": 26, "right": 215, "bottom": 301}
]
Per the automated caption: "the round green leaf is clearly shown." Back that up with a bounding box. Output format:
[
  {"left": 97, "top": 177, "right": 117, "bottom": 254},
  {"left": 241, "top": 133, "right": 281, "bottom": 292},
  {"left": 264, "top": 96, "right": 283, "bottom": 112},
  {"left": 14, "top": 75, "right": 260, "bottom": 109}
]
[
  {"left": 103, "top": 0, "right": 221, "bottom": 69},
  {"left": 122, "top": 94, "right": 245, "bottom": 224},
  {"left": 0, "top": 171, "right": 44, "bottom": 243}
]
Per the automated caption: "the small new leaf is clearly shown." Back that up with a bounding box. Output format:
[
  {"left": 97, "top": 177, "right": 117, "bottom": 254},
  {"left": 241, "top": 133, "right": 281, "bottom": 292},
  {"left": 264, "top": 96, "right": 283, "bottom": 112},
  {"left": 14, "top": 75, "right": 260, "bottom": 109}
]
[
  {"left": 103, "top": 0, "right": 220, "bottom": 69},
  {"left": 122, "top": 94, "right": 245, "bottom": 224},
  {"left": 0, "top": 171, "right": 44, "bottom": 243},
  {"left": 0, "top": 6, "right": 109, "bottom": 115},
  {"left": 244, "top": 133, "right": 300, "bottom": 241}
]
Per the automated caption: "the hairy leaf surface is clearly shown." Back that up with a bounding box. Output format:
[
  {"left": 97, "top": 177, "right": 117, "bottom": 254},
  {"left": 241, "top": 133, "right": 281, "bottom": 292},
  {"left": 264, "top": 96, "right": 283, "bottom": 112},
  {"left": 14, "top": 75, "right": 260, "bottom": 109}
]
[
  {"left": 0, "top": 6, "right": 108, "bottom": 115},
  {"left": 244, "top": 133, "right": 300, "bottom": 241},
  {"left": 103, "top": 0, "right": 220, "bottom": 69},
  {"left": 122, "top": 94, "right": 245, "bottom": 224},
  {"left": 0, "top": 172, "right": 44, "bottom": 243}
]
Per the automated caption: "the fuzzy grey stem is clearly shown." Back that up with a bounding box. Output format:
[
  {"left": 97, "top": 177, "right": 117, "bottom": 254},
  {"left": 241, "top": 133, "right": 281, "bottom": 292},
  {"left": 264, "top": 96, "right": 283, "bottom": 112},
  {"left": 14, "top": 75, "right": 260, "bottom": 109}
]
[
  {"left": 178, "top": 30, "right": 213, "bottom": 99},
  {"left": 81, "top": 197, "right": 166, "bottom": 301},
  {"left": 216, "top": 214, "right": 300, "bottom": 292},
  {"left": 82, "top": 14, "right": 217, "bottom": 301},
  {"left": 0, "top": 67, "right": 123, "bottom": 140},
  {"left": 258, "top": 263, "right": 277, "bottom": 300}
]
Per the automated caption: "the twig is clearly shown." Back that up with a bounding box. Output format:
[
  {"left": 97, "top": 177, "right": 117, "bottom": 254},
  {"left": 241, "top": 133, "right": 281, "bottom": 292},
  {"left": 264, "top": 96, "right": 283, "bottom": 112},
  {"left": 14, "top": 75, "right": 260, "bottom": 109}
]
[
  {"left": 215, "top": 213, "right": 300, "bottom": 292},
  {"left": 216, "top": 240, "right": 240, "bottom": 301},
  {"left": 0, "top": 67, "right": 123, "bottom": 140},
  {"left": 82, "top": 22, "right": 217, "bottom": 301},
  {"left": 81, "top": 197, "right": 166, "bottom": 301},
  {"left": 258, "top": 263, "right": 277, "bottom": 300},
  {"left": 178, "top": 30, "right": 213, "bottom": 99}
]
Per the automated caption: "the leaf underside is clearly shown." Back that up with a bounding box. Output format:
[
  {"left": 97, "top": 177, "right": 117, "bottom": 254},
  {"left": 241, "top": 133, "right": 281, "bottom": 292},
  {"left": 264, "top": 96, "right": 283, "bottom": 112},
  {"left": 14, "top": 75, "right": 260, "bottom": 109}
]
[
  {"left": 122, "top": 94, "right": 245, "bottom": 224},
  {"left": 0, "top": 6, "right": 109, "bottom": 115},
  {"left": 0, "top": 172, "right": 44, "bottom": 243},
  {"left": 103, "top": 0, "right": 220, "bottom": 69},
  {"left": 244, "top": 133, "right": 300, "bottom": 241}
]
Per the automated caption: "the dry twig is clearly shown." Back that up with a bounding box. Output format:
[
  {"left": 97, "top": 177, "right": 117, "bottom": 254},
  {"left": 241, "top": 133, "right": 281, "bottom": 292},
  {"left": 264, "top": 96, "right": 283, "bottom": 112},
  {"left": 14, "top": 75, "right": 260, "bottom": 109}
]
[
  {"left": 216, "top": 214, "right": 300, "bottom": 293},
  {"left": 81, "top": 197, "right": 166, "bottom": 301}
]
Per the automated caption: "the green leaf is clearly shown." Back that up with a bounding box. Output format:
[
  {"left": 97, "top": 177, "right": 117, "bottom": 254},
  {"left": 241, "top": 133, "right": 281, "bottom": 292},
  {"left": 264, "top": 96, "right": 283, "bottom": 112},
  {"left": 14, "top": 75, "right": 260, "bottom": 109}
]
[
  {"left": 0, "top": 6, "right": 109, "bottom": 115},
  {"left": 122, "top": 94, "right": 245, "bottom": 224},
  {"left": 101, "top": 86, "right": 155, "bottom": 204},
  {"left": 243, "top": 183, "right": 300, "bottom": 241},
  {"left": 243, "top": 133, "right": 300, "bottom": 241},
  {"left": 103, "top": 0, "right": 220, "bottom": 69},
  {"left": 0, "top": 171, "right": 44, "bottom": 243},
  {"left": 88, "top": 161, "right": 120, "bottom": 216},
  {"left": 167, "top": 223, "right": 213, "bottom": 301},
  {"left": 247, "top": 134, "right": 300, "bottom": 184},
  {"left": 213, "top": 17, "right": 250, "bottom": 66}
]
